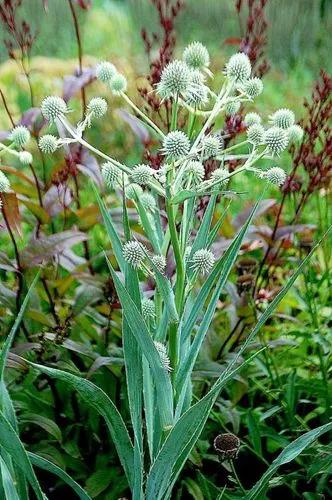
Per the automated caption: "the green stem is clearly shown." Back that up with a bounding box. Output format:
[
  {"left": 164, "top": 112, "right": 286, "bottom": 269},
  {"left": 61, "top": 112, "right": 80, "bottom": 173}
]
[
  {"left": 121, "top": 92, "right": 165, "bottom": 139},
  {"left": 229, "top": 460, "right": 245, "bottom": 494},
  {"left": 170, "top": 97, "right": 179, "bottom": 131}
]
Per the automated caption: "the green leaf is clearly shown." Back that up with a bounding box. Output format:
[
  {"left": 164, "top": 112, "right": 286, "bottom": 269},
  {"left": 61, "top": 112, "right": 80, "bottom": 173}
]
[
  {"left": 0, "top": 456, "right": 20, "bottom": 500},
  {"left": 245, "top": 422, "right": 332, "bottom": 499},
  {"left": 171, "top": 190, "right": 197, "bottom": 205},
  {"left": 20, "top": 414, "right": 62, "bottom": 442},
  {"left": 134, "top": 195, "right": 161, "bottom": 253},
  {"left": 85, "top": 468, "right": 112, "bottom": 498},
  {"left": 247, "top": 411, "right": 262, "bottom": 456},
  {"left": 28, "top": 362, "right": 134, "bottom": 489},
  {"left": 190, "top": 194, "right": 217, "bottom": 256},
  {"left": 28, "top": 452, "right": 91, "bottom": 500},
  {"left": 0, "top": 411, "right": 45, "bottom": 500}
]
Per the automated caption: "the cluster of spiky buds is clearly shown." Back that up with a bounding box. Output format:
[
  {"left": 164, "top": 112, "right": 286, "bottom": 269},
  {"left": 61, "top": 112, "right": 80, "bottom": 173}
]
[
  {"left": 154, "top": 342, "right": 172, "bottom": 372},
  {"left": 287, "top": 124, "right": 303, "bottom": 143},
  {"left": 247, "top": 123, "right": 265, "bottom": 146},
  {"left": 244, "top": 112, "right": 261, "bottom": 126},
  {"left": 225, "top": 53, "right": 251, "bottom": 82},
  {"left": 9, "top": 126, "right": 30, "bottom": 147},
  {"left": 185, "top": 70, "right": 209, "bottom": 108},
  {"left": 0, "top": 171, "right": 10, "bottom": 192},
  {"left": 123, "top": 240, "right": 145, "bottom": 268},
  {"left": 157, "top": 60, "right": 192, "bottom": 99},
  {"left": 87, "top": 97, "right": 108, "bottom": 118},
  {"left": 110, "top": 73, "right": 127, "bottom": 95},
  {"left": 225, "top": 100, "right": 241, "bottom": 116},
  {"left": 269, "top": 108, "right": 295, "bottom": 129},
  {"left": 41, "top": 96, "right": 68, "bottom": 122},
  {"left": 241, "top": 77, "right": 263, "bottom": 98},
  {"left": 162, "top": 131, "right": 190, "bottom": 160},
  {"left": 191, "top": 248, "right": 215, "bottom": 275},
  {"left": 184, "top": 161, "right": 205, "bottom": 184},
  {"left": 151, "top": 254, "right": 167, "bottom": 274},
  {"left": 264, "top": 127, "right": 289, "bottom": 156},
  {"left": 142, "top": 298, "right": 156, "bottom": 318},
  {"left": 39, "top": 134, "right": 59, "bottom": 154},
  {"left": 131, "top": 164, "right": 153, "bottom": 186},
  {"left": 210, "top": 168, "right": 229, "bottom": 188},
  {"left": 102, "top": 162, "right": 121, "bottom": 189},
  {"left": 183, "top": 42, "right": 210, "bottom": 71},
  {"left": 126, "top": 183, "right": 143, "bottom": 199},
  {"left": 202, "top": 135, "right": 224, "bottom": 159},
  {"left": 264, "top": 166, "right": 287, "bottom": 186}
]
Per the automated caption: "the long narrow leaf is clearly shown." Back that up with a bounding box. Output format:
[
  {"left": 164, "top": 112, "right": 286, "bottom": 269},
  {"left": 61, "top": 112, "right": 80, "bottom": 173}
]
[{"left": 0, "top": 456, "right": 20, "bottom": 500}]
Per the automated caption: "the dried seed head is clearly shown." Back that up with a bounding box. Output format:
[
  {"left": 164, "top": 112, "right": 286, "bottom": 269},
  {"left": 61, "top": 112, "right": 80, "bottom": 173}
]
[
  {"left": 0, "top": 171, "right": 10, "bottom": 192},
  {"left": 287, "top": 124, "right": 304, "bottom": 143},
  {"left": 269, "top": 108, "right": 295, "bottom": 129},
  {"left": 126, "top": 183, "right": 144, "bottom": 199},
  {"left": 191, "top": 248, "right": 215, "bottom": 275},
  {"left": 213, "top": 433, "right": 240, "bottom": 461},
  {"left": 264, "top": 166, "right": 287, "bottom": 186},
  {"left": 102, "top": 162, "right": 121, "bottom": 188},
  {"left": 142, "top": 298, "right": 155, "bottom": 318},
  {"left": 96, "top": 61, "right": 117, "bottom": 82},
  {"left": 87, "top": 97, "right": 108, "bottom": 118},
  {"left": 41, "top": 96, "right": 68, "bottom": 122},
  {"left": 131, "top": 164, "right": 153, "bottom": 185},
  {"left": 110, "top": 73, "right": 127, "bottom": 95},
  {"left": 9, "top": 125, "right": 30, "bottom": 147},
  {"left": 19, "top": 151, "right": 33, "bottom": 165},
  {"left": 265, "top": 127, "right": 288, "bottom": 156},
  {"left": 162, "top": 131, "right": 190, "bottom": 160},
  {"left": 184, "top": 160, "right": 205, "bottom": 184},
  {"left": 39, "top": 134, "right": 59, "bottom": 154},
  {"left": 154, "top": 342, "right": 172, "bottom": 372},
  {"left": 211, "top": 168, "right": 229, "bottom": 188},
  {"left": 244, "top": 112, "right": 261, "bottom": 127},
  {"left": 123, "top": 240, "right": 145, "bottom": 268},
  {"left": 183, "top": 42, "right": 210, "bottom": 70},
  {"left": 202, "top": 135, "right": 224, "bottom": 159},
  {"left": 151, "top": 254, "right": 167, "bottom": 274},
  {"left": 247, "top": 123, "right": 265, "bottom": 146},
  {"left": 241, "top": 77, "right": 263, "bottom": 98},
  {"left": 140, "top": 192, "right": 156, "bottom": 212},
  {"left": 157, "top": 60, "right": 192, "bottom": 99},
  {"left": 225, "top": 53, "right": 251, "bottom": 82}
]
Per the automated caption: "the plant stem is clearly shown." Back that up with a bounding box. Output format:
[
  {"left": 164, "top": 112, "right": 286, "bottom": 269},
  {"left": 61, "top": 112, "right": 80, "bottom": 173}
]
[
  {"left": 229, "top": 460, "right": 245, "bottom": 494},
  {"left": 121, "top": 92, "right": 165, "bottom": 139}
]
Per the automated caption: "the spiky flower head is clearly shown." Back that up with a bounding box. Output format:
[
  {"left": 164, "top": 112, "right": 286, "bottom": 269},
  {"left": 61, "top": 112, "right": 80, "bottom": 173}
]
[
  {"left": 247, "top": 123, "right": 265, "bottom": 146},
  {"left": 185, "top": 70, "right": 209, "bottom": 108},
  {"left": 241, "top": 77, "right": 263, "bottom": 98},
  {"left": 154, "top": 342, "right": 172, "bottom": 372},
  {"left": 96, "top": 61, "right": 117, "bottom": 82},
  {"left": 265, "top": 127, "right": 289, "bottom": 156},
  {"left": 102, "top": 162, "right": 121, "bottom": 189},
  {"left": 87, "top": 97, "right": 108, "bottom": 118},
  {"left": 151, "top": 254, "right": 167, "bottom": 274},
  {"left": 0, "top": 171, "right": 10, "bottom": 192},
  {"left": 131, "top": 164, "right": 153, "bottom": 186},
  {"left": 126, "top": 183, "right": 143, "bottom": 199},
  {"left": 184, "top": 160, "right": 205, "bottom": 184},
  {"left": 225, "top": 52, "right": 251, "bottom": 82},
  {"left": 225, "top": 100, "right": 241, "bottom": 116},
  {"left": 162, "top": 131, "right": 190, "bottom": 160},
  {"left": 202, "top": 135, "right": 224, "bottom": 159},
  {"left": 244, "top": 112, "right": 261, "bottom": 127},
  {"left": 123, "top": 240, "right": 145, "bottom": 268},
  {"left": 142, "top": 298, "right": 155, "bottom": 318},
  {"left": 269, "top": 108, "right": 295, "bottom": 129},
  {"left": 9, "top": 125, "right": 30, "bottom": 147},
  {"left": 39, "top": 134, "right": 59, "bottom": 154},
  {"left": 157, "top": 60, "right": 192, "bottom": 99},
  {"left": 211, "top": 168, "right": 229, "bottom": 189},
  {"left": 19, "top": 151, "right": 33, "bottom": 165},
  {"left": 140, "top": 192, "right": 156, "bottom": 212},
  {"left": 41, "top": 96, "right": 68, "bottom": 122},
  {"left": 287, "top": 124, "right": 304, "bottom": 143},
  {"left": 183, "top": 42, "right": 210, "bottom": 70},
  {"left": 191, "top": 248, "right": 215, "bottom": 275},
  {"left": 110, "top": 73, "right": 127, "bottom": 95},
  {"left": 264, "top": 167, "right": 287, "bottom": 186}
]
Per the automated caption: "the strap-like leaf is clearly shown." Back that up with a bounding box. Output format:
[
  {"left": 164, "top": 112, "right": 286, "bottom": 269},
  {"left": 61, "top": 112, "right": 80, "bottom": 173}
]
[{"left": 0, "top": 456, "right": 20, "bottom": 500}]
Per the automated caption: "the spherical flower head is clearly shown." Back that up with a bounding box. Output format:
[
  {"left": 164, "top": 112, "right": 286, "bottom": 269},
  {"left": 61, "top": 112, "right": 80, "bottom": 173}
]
[
  {"left": 191, "top": 248, "right": 215, "bottom": 275},
  {"left": 87, "top": 97, "right": 108, "bottom": 118},
  {"left": 39, "top": 134, "right": 59, "bottom": 154},
  {"left": 9, "top": 125, "right": 30, "bottom": 147},
  {"left": 0, "top": 170, "right": 10, "bottom": 192},
  {"left": 264, "top": 166, "right": 287, "bottom": 186},
  {"left": 225, "top": 52, "right": 251, "bottom": 82},
  {"left": 123, "top": 240, "right": 145, "bottom": 269},
  {"left": 247, "top": 123, "right": 265, "bottom": 146},
  {"left": 126, "top": 183, "right": 143, "bottom": 200},
  {"left": 241, "top": 77, "right": 263, "bottom": 98},
  {"left": 211, "top": 168, "right": 229, "bottom": 189},
  {"left": 140, "top": 192, "right": 156, "bottom": 212},
  {"left": 102, "top": 162, "right": 121, "bottom": 189},
  {"left": 186, "top": 71, "right": 209, "bottom": 108},
  {"left": 287, "top": 124, "right": 304, "bottom": 143},
  {"left": 225, "top": 100, "right": 241, "bottom": 116},
  {"left": 244, "top": 112, "right": 261, "bottom": 127},
  {"left": 19, "top": 151, "right": 33, "bottom": 165},
  {"left": 265, "top": 127, "right": 289, "bottom": 156},
  {"left": 41, "top": 96, "right": 68, "bottom": 122},
  {"left": 142, "top": 298, "right": 155, "bottom": 318},
  {"left": 151, "top": 254, "right": 166, "bottom": 274},
  {"left": 154, "top": 342, "right": 172, "bottom": 372},
  {"left": 110, "top": 73, "right": 127, "bottom": 95},
  {"left": 184, "top": 160, "right": 205, "bottom": 184},
  {"left": 183, "top": 42, "right": 210, "bottom": 70},
  {"left": 162, "top": 131, "right": 190, "bottom": 160},
  {"left": 269, "top": 108, "right": 295, "bottom": 129},
  {"left": 157, "top": 60, "right": 191, "bottom": 99},
  {"left": 202, "top": 135, "right": 224, "bottom": 159},
  {"left": 131, "top": 164, "right": 153, "bottom": 186},
  {"left": 96, "top": 61, "right": 117, "bottom": 82}
]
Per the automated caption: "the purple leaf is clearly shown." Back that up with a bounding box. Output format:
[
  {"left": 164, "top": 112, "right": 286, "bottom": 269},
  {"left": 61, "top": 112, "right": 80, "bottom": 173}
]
[
  {"left": 63, "top": 67, "right": 96, "bottom": 102},
  {"left": 234, "top": 199, "right": 277, "bottom": 229},
  {"left": 117, "top": 109, "right": 150, "bottom": 144},
  {"left": 77, "top": 148, "right": 104, "bottom": 189},
  {"left": 19, "top": 107, "right": 45, "bottom": 134},
  {"left": 274, "top": 224, "right": 316, "bottom": 240},
  {"left": 43, "top": 184, "right": 73, "bottom": 216},
  {"left": 58, "top": 248, "right": 86, "bottom": 272}
]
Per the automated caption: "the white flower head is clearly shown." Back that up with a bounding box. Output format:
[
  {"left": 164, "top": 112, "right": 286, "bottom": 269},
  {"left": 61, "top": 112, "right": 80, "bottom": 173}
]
[
  {"left": 183, "top": 42, "right": 210, "bottom": 70},
  {"left": 191, "top": 248, "right": 215, "bottom": 275},
  {"left": 265, "top": 127, "right": 289, "bottom": 156},
  {"left": 225, "top": 52, "right": 251, "bottom": 82},
  {"left": 39, "top": 134, "right": 59, "bottom": 154},
  {"left": 9, "top": 125, "right": 30, "bottom": 147},
  {"left": 162, "top": 131, "right": 190, "bottom": 160},
  {"left": 157, "top": 60, "right": 192, "bottom": 99},
  {"left": 41, "top": 96, "right": 68, "bottom": 122},
  {"left": 123, "top": 240, "right": 145, "bottom": 269}
]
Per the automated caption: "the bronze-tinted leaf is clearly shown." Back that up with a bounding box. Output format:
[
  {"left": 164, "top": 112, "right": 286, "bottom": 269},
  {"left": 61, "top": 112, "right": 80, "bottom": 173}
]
[{"left": 1, "top": 192, "right": 21, "bottom": 236}]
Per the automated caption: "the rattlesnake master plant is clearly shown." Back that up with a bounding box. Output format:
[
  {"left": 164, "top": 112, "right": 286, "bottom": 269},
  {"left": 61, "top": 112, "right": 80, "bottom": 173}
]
[{"left": 32, "top": 44, "right": 308, "bottom": 499}]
